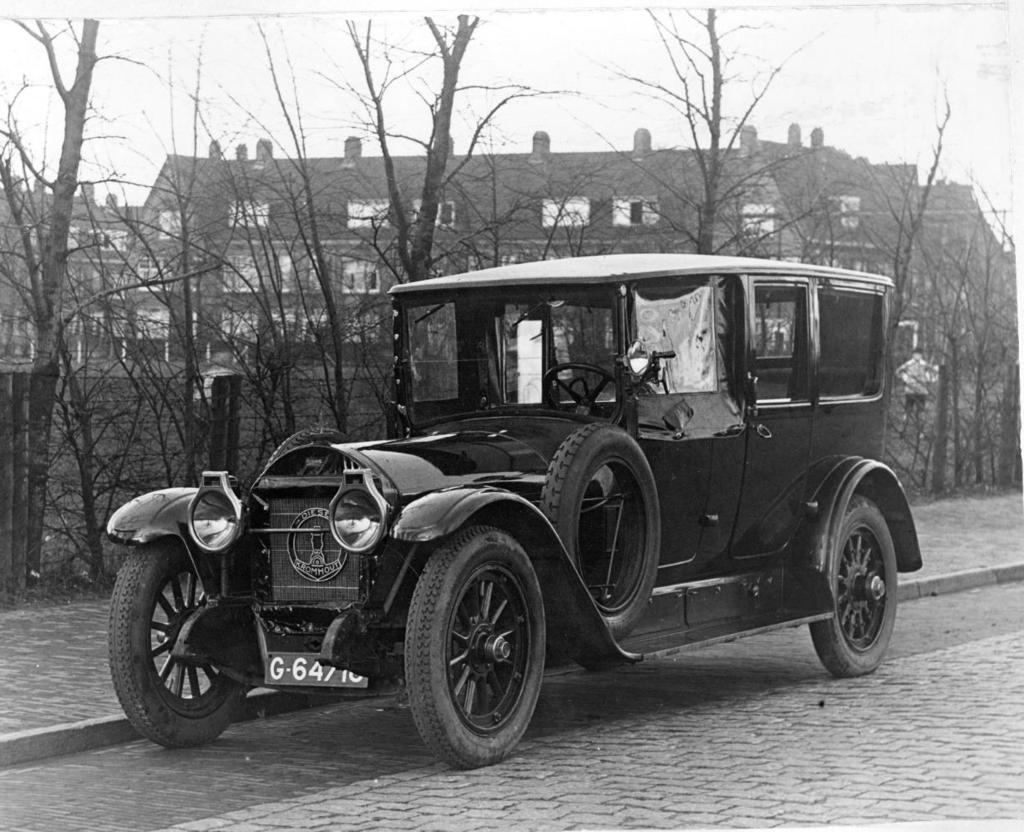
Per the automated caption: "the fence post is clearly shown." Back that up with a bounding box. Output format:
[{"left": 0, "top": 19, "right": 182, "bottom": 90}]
[
  {"left": 208, "top": 375, "right": 241, "bottom": 473},
  {"left": 0, "top": 373, "right": 14, "bottom": 596},
  {"left": 998, "top": 361, "right": 1021, "bottom": 487},
  {"left": 10, "top": 373, "right": 29, "bottom": 588},
  {"left": 931, "top": 363, "right": 949, "bottom": 495},
  {"left": 226, "top": 375, "right": 241, "bottom": 473}
]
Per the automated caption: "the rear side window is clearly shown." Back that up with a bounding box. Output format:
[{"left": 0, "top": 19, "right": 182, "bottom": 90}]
[
  {"left": 753, "top": 283, "right": 809, "bottom": 402},
  {"left": 818, "top": 285, "right": 884, "bottom": 398}
]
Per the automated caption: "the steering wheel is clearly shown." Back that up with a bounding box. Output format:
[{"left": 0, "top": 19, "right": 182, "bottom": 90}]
[{"left": 543, "top": 362, "right": 616, "bottom": 414}]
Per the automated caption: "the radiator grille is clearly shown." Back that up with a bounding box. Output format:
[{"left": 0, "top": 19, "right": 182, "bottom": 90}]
[{"left": 267, "top": 494, "right": 361, "bottom": 603}]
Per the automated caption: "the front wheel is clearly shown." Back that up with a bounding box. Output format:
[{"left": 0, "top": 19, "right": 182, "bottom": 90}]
[
  {"left": 108, "top": 541, "right": 243, "bottom": 747},
  {"left": 405, "top": 526, "right": 546, "bottom": 769},
  {"left": 810, "top": 496, "right": 898, "bottom": 677}
]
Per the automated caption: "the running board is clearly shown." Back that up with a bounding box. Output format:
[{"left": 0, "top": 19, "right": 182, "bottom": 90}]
[{"left": 621, "top": 611, "right": 833, "bottom": 660}]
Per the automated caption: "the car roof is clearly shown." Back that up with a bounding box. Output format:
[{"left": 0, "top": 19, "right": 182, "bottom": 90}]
[{"left": 389, "top": 253, "right": 893, "bottom": 295}]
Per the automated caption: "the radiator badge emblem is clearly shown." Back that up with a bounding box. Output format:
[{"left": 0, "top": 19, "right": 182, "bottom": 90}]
[{"left": 288, "top": 507, "right": 346, "bottom": 582}]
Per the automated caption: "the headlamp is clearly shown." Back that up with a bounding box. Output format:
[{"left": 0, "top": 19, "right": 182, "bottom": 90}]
[
  {"left": 188, "top": 471, "right": 244, "bottom": 552},
  {"left": 329, "top": 470, "right": 388, "bottom": 553}
]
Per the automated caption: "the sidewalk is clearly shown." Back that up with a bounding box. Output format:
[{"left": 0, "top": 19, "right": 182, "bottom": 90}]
[{"left": 1, "top": 492, "right": 1021, "bottom": 766}]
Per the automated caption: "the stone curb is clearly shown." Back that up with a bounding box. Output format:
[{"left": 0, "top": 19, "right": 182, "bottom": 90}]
[
  {"left": 0, "top": 689, "right": 327, "bottom": 769},
  {"left": 4, "top": 561, "right": 1024, "bottom": 769},
  {"left": 896, "top": 561, "right": 1024, "bottom": 601}
]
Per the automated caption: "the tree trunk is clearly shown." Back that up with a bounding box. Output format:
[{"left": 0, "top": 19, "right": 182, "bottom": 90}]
[{"left": 22, "top": 19, "right": 100, "bottom": 580}]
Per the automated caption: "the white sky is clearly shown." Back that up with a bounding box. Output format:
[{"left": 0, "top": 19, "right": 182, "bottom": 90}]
[{"left": 0, "top": 0, "right": 1017, "bottom": 239}]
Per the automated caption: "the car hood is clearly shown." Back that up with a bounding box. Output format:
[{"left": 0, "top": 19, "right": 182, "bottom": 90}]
[{"left": 258, "top": 417, "right": 586, "bottom": 500}]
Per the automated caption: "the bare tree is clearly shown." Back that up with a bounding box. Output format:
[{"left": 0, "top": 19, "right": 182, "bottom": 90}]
[
  {"left": 623, "top": 9, "right": 788, "bottom": 254},
  {"left": 347, "top": 15, "right": 534, "bottom": 282},
  {"left": 0, "top": 19, "right": 100, "bottom": 580}
]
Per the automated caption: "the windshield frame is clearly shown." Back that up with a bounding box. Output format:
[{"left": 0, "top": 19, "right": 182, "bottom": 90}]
[{"left": 393, "top": 285, "right": 625, "bottom": 430}]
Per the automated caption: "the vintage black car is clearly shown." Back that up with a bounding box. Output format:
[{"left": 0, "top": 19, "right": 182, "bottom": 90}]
[{"left": 107, "top": 253, "right": 921, "bottom": 768}]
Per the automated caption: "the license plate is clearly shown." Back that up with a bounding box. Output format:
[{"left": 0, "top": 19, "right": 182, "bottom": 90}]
[{"left": 264, "top": 652, "right": 368, "bottom": 688}]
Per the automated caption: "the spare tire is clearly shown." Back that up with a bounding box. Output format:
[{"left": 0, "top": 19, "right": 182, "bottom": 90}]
[{"left": 540, "top": 422, "right": 660, "bottom": 638}]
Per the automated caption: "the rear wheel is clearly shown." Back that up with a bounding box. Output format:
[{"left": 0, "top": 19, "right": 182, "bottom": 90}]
[
  {"left": 810, "top": 496, "right": 898, "bottom": 677},
  {"left": 109, "top": 541, "right": 243, "bottom": 747},
  {"left": 405, "top": 526, "right": 545, "bottom": 769}
]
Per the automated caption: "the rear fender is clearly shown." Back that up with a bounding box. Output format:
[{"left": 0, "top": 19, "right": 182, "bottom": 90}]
[
  {"left": 792, "top": 458, "right": 922, "bottom": 594},
  {"left": 392, "top": 487, "right": 638, "bottom": 667}
]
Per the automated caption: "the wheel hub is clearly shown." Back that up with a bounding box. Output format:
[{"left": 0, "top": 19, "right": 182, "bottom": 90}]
[
  {"left": 483, "top": 634, "right": 512, "bottom": 663},
  {"left": 469, "top": 623, "right": 512, "bottom": 666},
  {"left": 867, "top": 574, "right": 886, "bottom": 602}
]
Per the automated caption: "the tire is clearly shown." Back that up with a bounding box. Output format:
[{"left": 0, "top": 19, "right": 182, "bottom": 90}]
[
  {"left": 405, "top": 526, "right": 546, "bottom": 769},
  {"left": 810, "top": 496, "right": 898, "bottom": 677},
  {"left": 108, "top": 541, "right": 244, "bottom": 748},
  {"left": 540, "top": 422, "right": 660, "bottom": 638}
]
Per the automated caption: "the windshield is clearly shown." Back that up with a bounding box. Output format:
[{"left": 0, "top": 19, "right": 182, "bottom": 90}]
[{"left": 401, "top": 289, "right": 618, "bottom": 424}]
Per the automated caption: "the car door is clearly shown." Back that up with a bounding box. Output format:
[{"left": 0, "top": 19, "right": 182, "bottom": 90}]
[
  {"left": 730, "top": 277, "right": 815, "bottom": 559},
  {"left": 630, "top": 275, "right": 747, "bottom": 585}
]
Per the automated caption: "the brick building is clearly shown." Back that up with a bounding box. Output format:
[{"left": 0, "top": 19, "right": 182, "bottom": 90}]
[{"left": 1, "top": 122, "right": 1013, "bottom": 380}]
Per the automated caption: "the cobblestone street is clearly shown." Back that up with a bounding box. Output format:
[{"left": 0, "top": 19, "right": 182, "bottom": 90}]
[{"left": 2, "top": 582, "right": 1022, "bottom": 831}]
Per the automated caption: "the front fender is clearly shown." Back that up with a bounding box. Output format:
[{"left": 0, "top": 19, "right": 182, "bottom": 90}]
[
  {"left": 393, "top": 487, "right": 638, "bottom": 668},
  {"left": 391, "top": 486, "right": 532, "bottom": 542},
  {"left": 106, "top": 487, "right": 198, "bottom": 547}
]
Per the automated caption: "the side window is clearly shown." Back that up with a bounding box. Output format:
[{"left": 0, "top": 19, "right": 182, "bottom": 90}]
[
  {"left": 753, "top": 283, "right": 809, "bottom": 402},
  {"left": 409, "top": 303, "right": 458, "bottom": 401},
  {"left": 634, "top": 282, "right": 717, "bottom": 394},
  {"left": 818, "top": 284, "right": 884, "bottom": 398}
]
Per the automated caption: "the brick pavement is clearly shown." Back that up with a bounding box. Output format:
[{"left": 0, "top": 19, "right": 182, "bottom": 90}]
[
  {"left": 0, "top": 492, "right": 1020, "bottom": 738},
  {"left": 0, "top": 582, "right": 1021, "bottom": 831}
]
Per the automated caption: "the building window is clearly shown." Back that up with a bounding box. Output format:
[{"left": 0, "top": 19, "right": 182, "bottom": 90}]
[
  {"left": 339, "top": 258, "right": 381, "bottom": 294},
  {"left": 229, "top": 201, "right": 270, "bottom": 230},
  {"left": 412, "top": 199, "right": 457, "bottom": 227},
  {"left": 128, "top": 307, "right": 170, "bottom": 362},
  {"left": 276, "top": 253, "right": 294, "bottom": 292},
  {"left": 542, "top": 197, "right": 590, "bottom": 228},
  {"left": 347, "top": 199, "right": 390, "bottom": 229},
  {"left": 742, "top": 203, "right": 776, "bottom": 236},
  {"left": 137, "top": 255, "right": 161, "bottom": 282},
  {"left": 225, "top": 254, "right": 258, "bottom": 291},
  {"left": 103, "top": 229, "right": 130, "bottom": 250},
  {"left": 612, "top": 197, "right": 659, "bottom": 227},
  {"left": 157, "top": 209, "right": 182, "bottom": 238},
  {"left": 838, "top": 195, "right": 861, "bottom": 230}
]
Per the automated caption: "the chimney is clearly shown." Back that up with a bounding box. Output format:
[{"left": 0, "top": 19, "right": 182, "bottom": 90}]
[
  {"left": 531, "top": 130, "right": 550, "bottom": 161},
  {"left": 235, "top": 143, "right": 248, "bottom": 161},
  {"left": 344, "top": 136, "right": 362, "bottom": 161},
  {"left": 810, "top": 126, "right": 824, "bottom": 149},
  {"left": 256, "top": 138, "right": 273, "bottom": 161},
  {"left": 632, "top": 127, "right": 651, "bottom": 157},
  {"left": 787, "top": 123, "right": 802, "bottom": 147},
  {"left": 739, "top": 124, "right": 759, "bottom": 155},
  {"left": 105, "top": 193, "right": 119, "bottom": 209},
  {"left": 209, "top": 140, "right": 223, "bottom": 160},
  {"left": 80, "top": 182, "right": 95, "bottom": 204}
]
